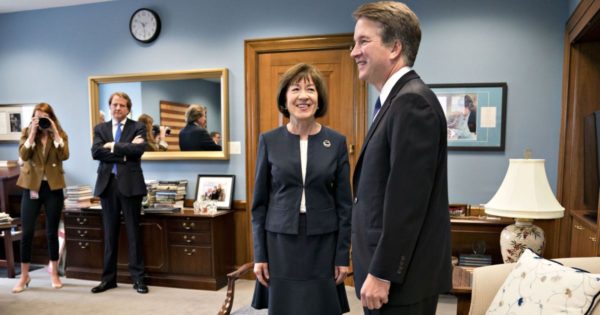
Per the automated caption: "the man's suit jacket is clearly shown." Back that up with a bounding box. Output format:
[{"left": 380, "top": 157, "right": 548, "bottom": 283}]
[
  {"left": 16, "top": 129, "right": 69, "bottom": 191},
  {"left": 352, "top": 70, "right": 452, "bottom": 304},
  {"left": 178, "top": 123, "right": 222, "bottom": 151},
  {"left": 251, "top": 126, "right": 352, "bottom": 266},
  {"left": 91, "top": 119, "right": 147, "bottom": 197}
]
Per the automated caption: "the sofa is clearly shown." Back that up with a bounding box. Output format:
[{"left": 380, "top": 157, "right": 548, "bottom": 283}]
[{"left": 469, "top": 256, "right": 600, "bottom": 315}]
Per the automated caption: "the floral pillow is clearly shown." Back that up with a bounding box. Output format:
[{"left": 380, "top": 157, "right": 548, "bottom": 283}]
[{"left": 486, "top": 248, "right": 600, "bottom": 315}]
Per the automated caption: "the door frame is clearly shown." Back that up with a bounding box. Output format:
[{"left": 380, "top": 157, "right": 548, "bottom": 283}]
[{"left": 244, "top": 34, "right": 367, "bottom": 261}]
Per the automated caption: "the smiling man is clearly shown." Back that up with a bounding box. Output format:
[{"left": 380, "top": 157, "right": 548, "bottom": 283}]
[{"left": 350, "top": 2, "right": 452, "bottom": 314}]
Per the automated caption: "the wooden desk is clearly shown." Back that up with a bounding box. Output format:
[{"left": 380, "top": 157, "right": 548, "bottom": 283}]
[
  {"left": 0, "top": 222, "right": 17, "bottom": 278},
  {"left": 0, "top": 167, "right": 20, "bottom": 215},
  {"left": 64, "top": 208, "right": 235, "bottom": 290}
]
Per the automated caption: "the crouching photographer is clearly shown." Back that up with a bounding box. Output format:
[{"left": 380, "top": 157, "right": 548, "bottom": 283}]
[{"left": 138, "top": 114, "right": 169, "bottom": 151}]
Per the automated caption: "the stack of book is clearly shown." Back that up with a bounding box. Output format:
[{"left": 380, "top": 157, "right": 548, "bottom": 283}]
[
  {"left": 459, "top": 254, "right": 492, "bottom": 267},
  {"left": 64, "top": 185, "right": 93, "bottom": 209},
  {"left": 143, "top": 180, "right": 159, "bottom": 207},
  {"left": 0, "top": 212, "right": 13, "bottom": 224},
  {"left": 0, "top": 160, "right": 18, "bottom": 168},
  {"left": 147, "top": 180, "right": 187, "bottom": 209}
]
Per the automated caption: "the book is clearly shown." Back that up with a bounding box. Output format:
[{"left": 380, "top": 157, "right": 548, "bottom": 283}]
[{"left": 459, "top": 254, "right": 492, "bottom": 267}]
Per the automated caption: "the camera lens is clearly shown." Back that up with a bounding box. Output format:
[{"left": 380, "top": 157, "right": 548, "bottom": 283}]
[
  {"left": 165, "top": 127, "right": 171, "bottom": 135},
  {"left": 38, "top": 117, "right": 51, "bottom": 130}
]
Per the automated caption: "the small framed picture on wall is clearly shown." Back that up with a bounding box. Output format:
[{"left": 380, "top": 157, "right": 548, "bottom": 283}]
[{"left": 429, "top": 83, "right": 507, "bottom": 151}]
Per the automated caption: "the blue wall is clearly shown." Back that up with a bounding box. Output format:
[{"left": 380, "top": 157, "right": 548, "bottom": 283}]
[{"left": 0, "top": 0, "right": 569, "bottom": 204}]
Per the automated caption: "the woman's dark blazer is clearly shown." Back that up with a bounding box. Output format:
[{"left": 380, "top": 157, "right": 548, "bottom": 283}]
[{"left": 251, "top": 126, "right": 352, "bottom": 266}]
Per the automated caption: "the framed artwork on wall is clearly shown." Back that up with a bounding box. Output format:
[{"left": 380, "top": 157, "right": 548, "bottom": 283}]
[
  {"left": 195, "top": 175, "right": 235, "bottom": 210},
  {"left": 429, "top": 83, "right": 507, "bottom": 151},
  {"left": 0, "top": 104, "right": 36, "bottom": 142}
]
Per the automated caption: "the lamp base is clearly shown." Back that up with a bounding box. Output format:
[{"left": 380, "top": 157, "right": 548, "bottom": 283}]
[{"left": 499, "top": 219, "right": 545, "bottom": 263}]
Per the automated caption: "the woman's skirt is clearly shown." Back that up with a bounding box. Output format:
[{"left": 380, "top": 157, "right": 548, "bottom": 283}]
[{"left": 251, "top": 214, "right": 350, "bottom": 315}]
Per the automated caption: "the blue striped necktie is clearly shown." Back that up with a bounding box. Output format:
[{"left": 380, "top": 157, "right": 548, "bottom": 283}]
[
  {"left": 372, "top": 97, "right": 382, "bottom": 121},
  {"left": 112, "top": 122, "right": 122, "bottom": 175}
]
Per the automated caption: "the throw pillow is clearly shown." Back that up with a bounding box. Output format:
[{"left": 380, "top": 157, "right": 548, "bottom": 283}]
[{"left": 486, "top": 248, "right": 600, "bottom": 315}]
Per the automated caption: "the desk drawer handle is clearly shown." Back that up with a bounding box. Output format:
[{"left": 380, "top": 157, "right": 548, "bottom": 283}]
[
  {"left": 184, "top": 248, "right": 196, "bottom": 256},
  {"left": 183, "top": 235, "right": 196, "bottom": 243},
  {"left": 574, "top": 225, "right": 584, "bottom": 230},
  {"left": 76, "top": 218, "right": 88, "bottom": 225},
  {"left": 182, "top": 222, "right": 196, "bottom": 230},
  {"left": 78, "top": 241, "right": 89, "bottom": 249},
  {"left": 77, "top": 230, "right": 88, "bottom": 237},
  {"left": 590, "top": 237, "right": 597, "bottom": 243}
]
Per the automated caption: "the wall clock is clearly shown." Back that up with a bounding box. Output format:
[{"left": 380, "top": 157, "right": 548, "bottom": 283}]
[{"left": 129, "top": 8, "right": 161, "bottom": 43}]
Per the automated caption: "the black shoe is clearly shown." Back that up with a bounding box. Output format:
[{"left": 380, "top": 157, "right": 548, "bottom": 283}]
[
  {"left": 91, "top": 281, "right": 117, "bottom": 293},
  {"left": 133, "top": 281, "right": 148, "bottom": 294}
]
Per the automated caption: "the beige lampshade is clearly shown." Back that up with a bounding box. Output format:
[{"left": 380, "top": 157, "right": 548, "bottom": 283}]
[{"left": 485, "top": 159, "right": 565, "bottom": 219}]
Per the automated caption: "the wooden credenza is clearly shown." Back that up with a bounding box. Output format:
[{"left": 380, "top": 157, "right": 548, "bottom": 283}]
[{"left": 63, "top": 209, "right": 234, "bottom": 290}]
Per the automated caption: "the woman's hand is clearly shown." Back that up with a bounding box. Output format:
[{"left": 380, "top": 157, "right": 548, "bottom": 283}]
[
  {"left": 158, "top": 126, "right": 167, "bottom": 140},
  {"left": 253, "top": 262, "right": 270, "bottom": 287},
  {"left": 48, "top": 118, "right": 61, "bottom": 141},
  {"left": 335, "top": 265, "right": 349, "bottom": 285},
  {"left": 27, "top": 117, "right": 39, "bottom": 144}
]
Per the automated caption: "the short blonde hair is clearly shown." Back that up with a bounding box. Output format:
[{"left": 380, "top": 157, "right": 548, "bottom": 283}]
[
  {"left": 353, "top": 1, "right": 421, "bottom": 67},
  {"left": 108, "top": 92, "right": 132, "bottom": 111},
  {"left": 185, "top": 104, "right": 206, "bottom": 124}
]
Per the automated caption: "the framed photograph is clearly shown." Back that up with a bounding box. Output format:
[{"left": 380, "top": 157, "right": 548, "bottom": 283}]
[
  {"left": 0, "top": 104, "right": 36, "bottom": 142},
  {"left": 195, "top": 175, "right": 235, "bottom": 210},
  {"left": 429, "top": 83, "right": 507, "bottom": 151}
]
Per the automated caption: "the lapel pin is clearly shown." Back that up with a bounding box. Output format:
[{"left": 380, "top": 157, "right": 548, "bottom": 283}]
[{"left": 323, "top": 140, "right": 331, "bottom": 148}]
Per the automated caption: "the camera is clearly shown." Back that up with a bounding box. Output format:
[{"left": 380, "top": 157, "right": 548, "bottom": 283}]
[
  {"left": 152, "top": 125, "right": 171, "bottom": 136},
  {"left": 38, "top": 117, "right": 51, "bottom": 130}
]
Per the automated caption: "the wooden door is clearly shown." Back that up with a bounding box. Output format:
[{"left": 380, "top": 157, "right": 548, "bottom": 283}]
[{"left": 245, "top": 34, "right": 367, "bottom": 264}]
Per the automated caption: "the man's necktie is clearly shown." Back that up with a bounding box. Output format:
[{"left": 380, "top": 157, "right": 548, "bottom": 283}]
[
  {"left": 112, "top": 122, "right": 122, "bottom": 175},
  {"left": 372, "top": 97, "right": 382, "bottom": 121}
]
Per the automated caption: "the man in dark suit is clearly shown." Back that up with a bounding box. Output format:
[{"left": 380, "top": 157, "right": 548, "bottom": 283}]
[
  {"left": 179, "top": 104, "right": 222, "bottom": 151},
  {"left": 350, "top": 2, "right": 452, "bottom": 314},
  {"left": 91, "top": 92, "right": 149, "bottom": 294}
]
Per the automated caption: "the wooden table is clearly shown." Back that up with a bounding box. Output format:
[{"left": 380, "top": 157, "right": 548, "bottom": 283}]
[
  {"left": 0, "top": 222, "right": 18, "bottom": 278},
  {"left": 0, "top": 167, "right": 21, "bottom": 215},
  {"left": 451, "top": 265, "right": 473, "bottom": 315}
]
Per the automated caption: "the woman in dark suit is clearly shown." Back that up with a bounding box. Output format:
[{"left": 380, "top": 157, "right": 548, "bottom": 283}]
[
  {"left": 251, "top": 63, "right": 352, "bottom": 314},
  {"left": 13, "top": 103, "right": 69, "bottom": 293}
]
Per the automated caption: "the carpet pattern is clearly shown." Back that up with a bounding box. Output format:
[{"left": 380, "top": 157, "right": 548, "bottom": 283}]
[{"left": 0, "top": 269, "right": 457, "bottom": 314}]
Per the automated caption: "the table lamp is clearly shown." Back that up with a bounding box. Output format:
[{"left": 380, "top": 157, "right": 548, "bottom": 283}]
[{"left": 485, "top": 159, "right": 564, "bottom": 263}]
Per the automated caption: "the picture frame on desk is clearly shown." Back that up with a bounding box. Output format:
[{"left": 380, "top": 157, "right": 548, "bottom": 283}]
[
  {"left": 195, "top": 175, "right": 235, "bottom": 210},
  {"left": 429, "top": 83, "right": 507, "bottom": 151},
  {"left": 0, "top": 104, "right": 36, "bottom": 142}
]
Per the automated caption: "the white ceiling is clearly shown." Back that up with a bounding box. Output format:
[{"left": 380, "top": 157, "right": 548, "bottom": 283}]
[{"left": 0, "top": 0, "right": 112, "bottom": 14}]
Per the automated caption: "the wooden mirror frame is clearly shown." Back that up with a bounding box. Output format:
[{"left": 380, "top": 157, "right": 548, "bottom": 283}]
[{"left": 88, "top": 68, "right": 229, "bottom": 160}]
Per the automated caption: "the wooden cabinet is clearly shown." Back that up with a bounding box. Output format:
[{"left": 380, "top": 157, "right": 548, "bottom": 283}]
[
  {"left": 570, "top": 212, "right": 599, "bottom": 256},
  {"left": 558, "top": 0, "right": 600, "bottom": 257},
  {"left": 450, "top": 217, "right": 515, "bottom": 264},
  {"left": 64, "top": 209, "right": 234, "bottom": 290}
]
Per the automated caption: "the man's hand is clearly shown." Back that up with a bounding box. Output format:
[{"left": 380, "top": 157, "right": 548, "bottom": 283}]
[
  {"left": 253, "top": 262, "right": 270, "bottom": 288},
  {"left": 132, "top": 135, "right": 144, "bottom": 144},
  {"left": 103, "top": 142, "right": 114, "bottom": 150},
  {"left": 335, "top": 265, "right": 349, "bottom": 285},
  {"left": 360, "top": 273, "right": 390, "bottom": 310}
]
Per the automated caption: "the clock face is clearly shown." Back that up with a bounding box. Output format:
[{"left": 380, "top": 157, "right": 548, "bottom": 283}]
[{"left": 130, "top": 8, "right": 161, "bottom": 43}]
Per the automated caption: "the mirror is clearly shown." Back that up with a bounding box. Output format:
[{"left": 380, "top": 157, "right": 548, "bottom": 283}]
[{"left": 89, "top": 68, "right": 229, "bottom": 160}]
